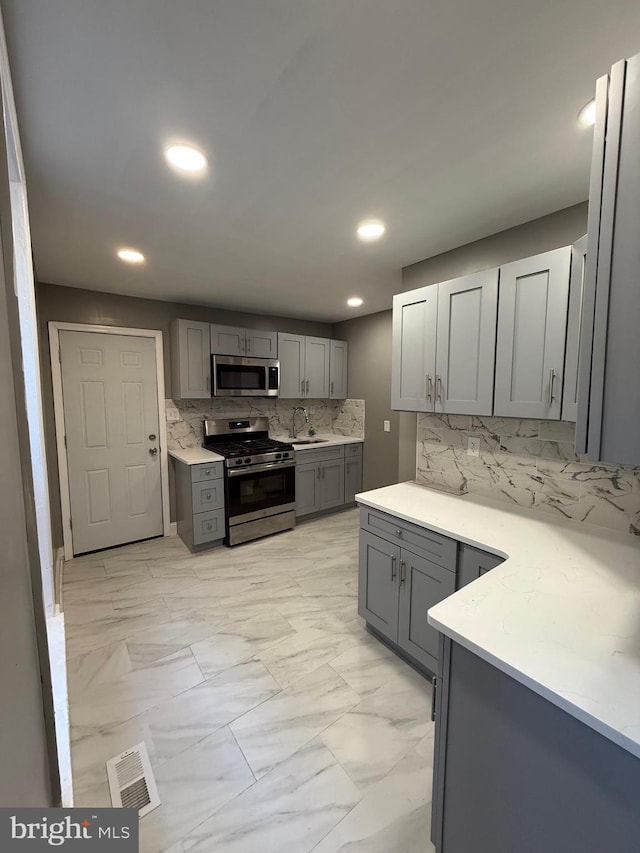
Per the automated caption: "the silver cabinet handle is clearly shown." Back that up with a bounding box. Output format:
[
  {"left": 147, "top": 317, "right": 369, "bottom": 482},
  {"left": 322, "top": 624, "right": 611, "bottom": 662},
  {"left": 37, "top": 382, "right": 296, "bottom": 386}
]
[
  {"left": 204, "top": 469, "right": 211, "bottom": 476},
  {"left": 205, "top": 492, "right": 211, "bottom": 500},
  {"left": 246, "top": 338, "right": 251, "bottom": 353},
  {"left": 391, "top": 555, "right": 397, "bottom": 581},
  {"left": 426, "top": 374, "right": 432, "bottom": 401},
  {"left": 548, "top": 368, "right": 556, "bottom": 404},
  {"left": 435, "top": 375, "right": 442, "bottom": 401},
  {"left": 395, "top": 528, "right": 403, "bottom": 537},
  {"left": 400, "top": 559, "right": 406, "bottom": 585},
  {"left": 206, "top": 522, "right": 212, "bottom": 531},
  {"left": 317, "top": 467, "right": 321, "bottom": 481},
  {"left": 306, "top": 379, "right": 310, "bottom": 394},
  {"left": 301, "top": 379, "right": 305, "bottom": 395},
  {"left": 431, "top": 676, "right": 437, "bottom": 722},
  {"left": 331, "top": 380, "right": 334, "bottom": 396}
]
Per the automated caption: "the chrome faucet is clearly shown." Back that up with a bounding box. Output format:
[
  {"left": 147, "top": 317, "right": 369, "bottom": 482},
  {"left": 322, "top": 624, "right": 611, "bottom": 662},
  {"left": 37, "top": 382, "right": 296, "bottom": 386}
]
[{"left": 291, "top": 406, "right": 309, "bottom": 439}]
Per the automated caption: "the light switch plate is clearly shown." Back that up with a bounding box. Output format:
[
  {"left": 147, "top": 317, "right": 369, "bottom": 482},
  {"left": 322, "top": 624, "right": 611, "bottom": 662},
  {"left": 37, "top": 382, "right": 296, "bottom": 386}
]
[
  {"left": 165, "top": 407, "right": 180, "bottom": 423},
  {"left": 467, "top": 436, "right": 481, "bottom": 457},
  {"left": 383, "top": 420, "right": 391, "bottom": 432}
]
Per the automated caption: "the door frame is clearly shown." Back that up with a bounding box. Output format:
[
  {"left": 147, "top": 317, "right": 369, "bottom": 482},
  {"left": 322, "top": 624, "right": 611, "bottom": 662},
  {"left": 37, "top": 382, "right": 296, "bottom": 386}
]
[{"left": 49, "top": 321, "right": 171, "bottom": 560}]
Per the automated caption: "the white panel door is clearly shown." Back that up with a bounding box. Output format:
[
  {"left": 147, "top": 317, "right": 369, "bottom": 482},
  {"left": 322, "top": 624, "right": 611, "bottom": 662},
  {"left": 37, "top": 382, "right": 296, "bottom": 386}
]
[
  {"left": 305, "top": 337, "right": 331, "bottom": 398},
  {"left": 59, "top": 330, "right": 163, "bottom": 554},
  {"left": 494, "top": 247, "right": 571, "bottom": 419},
  {"left": 330, "top": 339, "right": 348, "bottom": 399},
  {"left": 391, "top": 286, "right": 438, "bottom": 411},
  {"left": 435, "top": 269, "right": 498, "bottom": 415},
  {"left": 278, "top": 332, "right": 306, "bottom": 398}
]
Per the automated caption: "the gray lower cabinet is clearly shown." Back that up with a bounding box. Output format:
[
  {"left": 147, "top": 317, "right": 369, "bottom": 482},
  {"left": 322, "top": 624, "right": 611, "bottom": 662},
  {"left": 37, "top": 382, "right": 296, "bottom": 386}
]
[
  {"left": 432, "top": 637, "right": 640, "bottom": 852},
  {"left": 576, "top": 52, "right": 640, "bottom": 465},
  {"left": 358, "top": 508, "right": 457, "bottom": 674},
  {"left": 494, "top": 246, "right": 571, "bottom": 419},
  {"left": 173, "top": 459, "right": 225, "bottom": 551},
  {"left": 456, "top": 543, "right": 504, "bottom": 589},
  {"left": 295, "top": 443, "right": 362, "bottom": 517}
]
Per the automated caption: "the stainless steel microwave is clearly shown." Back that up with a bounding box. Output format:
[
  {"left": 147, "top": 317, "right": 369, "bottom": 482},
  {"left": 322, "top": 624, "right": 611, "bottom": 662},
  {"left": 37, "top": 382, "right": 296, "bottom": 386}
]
[{"left": 211, "top": 355, "right": 279, "bottom": 397}]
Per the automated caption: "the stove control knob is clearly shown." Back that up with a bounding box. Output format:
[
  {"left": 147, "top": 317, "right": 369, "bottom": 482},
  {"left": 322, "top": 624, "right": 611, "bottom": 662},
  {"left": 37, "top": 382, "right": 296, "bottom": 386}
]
[
  {"left": 275, "top": 453, "right": 282, "bottom": 459},
  {"left": 283, "top": 452, "right": 290, "bottom": 458},
  {"left": 244, "top": 457, "right": 251, "bottom": 464},
  {"left": 235, "top": 459, "right": 242, "bottom": 465}
]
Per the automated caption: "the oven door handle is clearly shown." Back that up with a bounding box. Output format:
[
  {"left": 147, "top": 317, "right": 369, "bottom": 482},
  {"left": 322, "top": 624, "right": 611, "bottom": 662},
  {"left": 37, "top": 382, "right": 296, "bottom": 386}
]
[{"left": 226, "top": 459, "right": 296, "bottom": 477}]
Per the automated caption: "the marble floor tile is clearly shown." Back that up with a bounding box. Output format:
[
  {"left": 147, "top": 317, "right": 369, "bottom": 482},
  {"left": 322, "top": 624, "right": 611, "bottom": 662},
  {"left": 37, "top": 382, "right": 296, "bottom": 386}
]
[
  {"left": 181, "top": 739, "right": 361, "bottom": 853},
  {"left": 190, "top": 633, "right": 257, "bottom": 679},
  {"left": 230, "top": 664, "right": 360, "bottom": 778},
  {"left": 329, "top": 638, "right": 418, "bottom": 697},
  {"left": 257, "top": 627, "right": 354, "bottom": 688}
]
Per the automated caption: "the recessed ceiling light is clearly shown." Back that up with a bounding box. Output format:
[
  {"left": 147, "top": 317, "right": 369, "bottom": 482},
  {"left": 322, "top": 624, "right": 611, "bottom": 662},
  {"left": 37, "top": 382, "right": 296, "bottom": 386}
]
[
  {"left": 347, "top": 296, "right": 364, "bottom": 307},
  {"left": 164, "top": 142, "right": 208, "bottom": 173},
  {"left": 578, "top": 99, "right": 596, "bottom": 127},
  {"left": 117, "top": 248, "right": 145, "bottom": 264},
  {"left": 357, "top": 220, "right": 385, "bottom": 242}
]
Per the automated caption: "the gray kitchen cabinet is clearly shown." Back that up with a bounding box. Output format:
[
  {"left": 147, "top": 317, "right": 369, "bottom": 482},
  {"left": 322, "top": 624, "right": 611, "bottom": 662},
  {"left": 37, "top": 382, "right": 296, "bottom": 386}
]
[
  {"left": 576, "top": 53, "right": 640, "bottom": 465},
  {"left": 431, "top": 637, "right": 640, "bottom": 853},
  {"left": 391, "top": 269, "right": 497, "bottom": 415},
  {"left": 278, "top": 332, "right": 331, "bottom": 398},
  {"left": 435, "top": 270, "right": 498, "bottom": 415},
  {"left": 456, "top": 543, "right": 504, "bottom": 589},
  {"left": 344, "top": 444, "right": 363, "bottom": 504},
  {"left": 319, "top": 457, "right": 345, "bottom": 510},
  {"left": 210, "top": 323, "right": 278, "bottom": 358},
  {"left": 562, "top": 235, "right": 587, "bottom": 422},
  {"left": 397, "top": 550, "right": 456, "bottom": 672},
  {"left": 329, "top": 339, "right": 348, "bottom": 399},
  {"left": 391, "top": 285, "right": 437, "bottom": 411},
  {"left": 494, "top": 246, "right": 571, "bottom": 419},
  {"left": 170, "top": 319, "right": 211, "bottom": 399},
  {"left": 358, "top": 530, "right": 401, "bottom": 643},
  {"left": 173, "top": 458, "right": 225, "bottom": 551},
  {"left": 295, "top": 461, "right": 321, "bottom": 516},
  {"left": 357, "top": 507, "right": 457, "bottom": 674}
]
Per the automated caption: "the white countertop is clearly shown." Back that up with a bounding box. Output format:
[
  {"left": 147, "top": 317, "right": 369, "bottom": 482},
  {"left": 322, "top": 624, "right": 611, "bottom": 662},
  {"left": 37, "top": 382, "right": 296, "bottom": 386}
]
[
  {"left": 168, "top": 447, "right": 224, "bottom": 465},
  {"left": 291, "top": 434, "right": 363, "bottom": 450},
  {"left": 356, "top": 481, "right": 640, "bottom": 759}
]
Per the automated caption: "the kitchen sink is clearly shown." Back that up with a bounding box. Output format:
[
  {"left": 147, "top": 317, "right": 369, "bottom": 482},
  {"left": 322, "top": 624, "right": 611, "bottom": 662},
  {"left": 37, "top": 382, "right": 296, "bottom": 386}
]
[{"left": 292, "top": 438, "right": 329, "bottom": 445}]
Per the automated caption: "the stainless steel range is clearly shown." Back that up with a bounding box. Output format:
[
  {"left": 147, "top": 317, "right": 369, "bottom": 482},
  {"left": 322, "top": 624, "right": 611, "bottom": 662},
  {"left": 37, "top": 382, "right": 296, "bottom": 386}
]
[{"left": 202, "top": 417, "right": 295, "bottom": 546}]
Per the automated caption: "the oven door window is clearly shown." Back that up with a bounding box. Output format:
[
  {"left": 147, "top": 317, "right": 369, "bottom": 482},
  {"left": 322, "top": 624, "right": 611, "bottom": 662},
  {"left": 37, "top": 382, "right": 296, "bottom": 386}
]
[
  {"left": 226, "top": 467, "right": 295, "bottom": 519},
  {"left": 217, "top": 363, "right": 266, "bottom": 391}
]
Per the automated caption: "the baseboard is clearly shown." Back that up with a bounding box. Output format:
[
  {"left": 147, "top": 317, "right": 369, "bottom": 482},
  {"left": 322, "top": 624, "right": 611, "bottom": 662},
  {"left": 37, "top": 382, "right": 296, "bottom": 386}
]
[
  {"left": 54, "top": 547, "right": 65, "bottom": 613},
  {"left": 168, "top": 521, "right": 177, "bottom": 537}
]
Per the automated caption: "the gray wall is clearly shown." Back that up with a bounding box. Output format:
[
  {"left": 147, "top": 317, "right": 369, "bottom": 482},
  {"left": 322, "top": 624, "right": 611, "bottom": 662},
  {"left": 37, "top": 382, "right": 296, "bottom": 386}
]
[
  {"left": 0, "top": 117, "right": 55, "bottom": 803},
  {"left": 333, "top": 310, "right": 398, "bottom": 491},
  {"left": 398, "top": 202, "right": 589, "bottom": 478},
  {"left": 36, "top": 282, "right": 334, "bottom": 548}
]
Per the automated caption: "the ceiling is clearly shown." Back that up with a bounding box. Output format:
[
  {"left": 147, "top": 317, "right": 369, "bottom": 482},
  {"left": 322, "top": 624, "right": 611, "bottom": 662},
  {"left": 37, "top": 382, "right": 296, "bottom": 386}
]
[{"left": 3, "top": 1, "right": 640, "bottom": 323}]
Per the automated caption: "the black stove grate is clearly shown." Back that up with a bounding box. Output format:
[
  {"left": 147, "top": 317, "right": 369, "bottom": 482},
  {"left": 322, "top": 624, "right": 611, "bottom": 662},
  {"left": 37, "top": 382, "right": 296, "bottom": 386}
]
[{"left": 203, "top": 437, "right": 294, "bottom": 458}]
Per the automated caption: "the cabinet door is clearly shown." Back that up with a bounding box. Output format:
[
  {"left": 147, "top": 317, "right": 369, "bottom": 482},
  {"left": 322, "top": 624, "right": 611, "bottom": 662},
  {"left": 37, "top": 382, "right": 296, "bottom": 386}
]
[
  {"left": 391, "top": 286, "right": 437, "bottom": 411},
  {"left": 456, "top": 544, "right": 504, "bottom": 590},
  {"left": 278, "top": 332, "right": 306, "bottom": 398},
  {"left": 562, "top": 236, "right": 587, "bottom": 422},
  {"left": 210, "top": 324, "right": 246, "bottom": 356},
  {"left": 295, "top": 461, "right": 320, "bottom": 516},
  {"left": 344, "top": 452, "right": 363, "bottom": 504},
  {"left": 435, "top": 270, "right": 498, "bottom": 416},
  {"left": 329, "top": 340, "right": 348, "bottom": 399},
  {"left": 246, "top": 329, "right": 278, "bottom": 358},
  {"left": 397, "top": 549, "right": 455, "bottom": 673},
  {"left": 494, "top": 247, "right": 571, "bottom": 419},
  {"left": 358, "top": 530, "right": 400, "bottom": 642},
  {"left": 305, "top": 337, "right": 331, "bottom": 398},
  {"left": 579, "top": 56, "right": 640, "bottom": 465},
  {"left": 319, "top": 459, "right": 345, "bottom": 510},
  {"left": 171, "top": 319, "right": 211, "bottom": 399}
]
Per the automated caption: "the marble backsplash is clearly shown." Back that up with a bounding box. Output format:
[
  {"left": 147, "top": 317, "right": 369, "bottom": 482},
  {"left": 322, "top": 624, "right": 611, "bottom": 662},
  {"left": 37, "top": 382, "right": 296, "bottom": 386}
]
[
  {"left": 415, "top": 413, "right": 640, "bottom": 536},
  {"left": 166, "top": 397, "right": 365, "bottom": 449}
]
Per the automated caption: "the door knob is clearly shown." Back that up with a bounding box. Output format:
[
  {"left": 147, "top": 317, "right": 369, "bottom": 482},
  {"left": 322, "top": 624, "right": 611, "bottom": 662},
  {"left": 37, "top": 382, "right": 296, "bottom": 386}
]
[{"left": 149, "top": 447, "right": 158, "bottom": 455}]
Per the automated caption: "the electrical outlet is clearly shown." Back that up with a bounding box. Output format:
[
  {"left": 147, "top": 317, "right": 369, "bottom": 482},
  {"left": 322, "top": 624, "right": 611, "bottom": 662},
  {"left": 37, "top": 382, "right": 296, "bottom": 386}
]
[
  {"left": 165, "top": 407, "right": 180, "bottom": 423},
  {"left": 467, "top": 435, "right": 481, "bottom": 457},
  {"left": 383, "top": 420, "right": 391, "bottom": 433}
]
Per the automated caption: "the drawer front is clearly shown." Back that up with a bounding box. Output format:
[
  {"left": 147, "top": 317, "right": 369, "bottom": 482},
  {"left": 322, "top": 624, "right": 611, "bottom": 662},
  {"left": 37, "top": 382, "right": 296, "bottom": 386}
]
[
  {"left": 191, "top": 461, "right": 224, "bottom": 482},
  {"left": 191, "top": 479, "right": 225, "bottom": 513},
  {"left": 344, "top": 443, "right": 363, "bottom": 458},
  {"left": 294, "top": 445, "right": 344, "bottom": 464},
  {"left": 193, "top": 509, "right": 225, "bottom": 545},
  {"left": 360, "top": 507, "right": 457, "bottom": 571}
]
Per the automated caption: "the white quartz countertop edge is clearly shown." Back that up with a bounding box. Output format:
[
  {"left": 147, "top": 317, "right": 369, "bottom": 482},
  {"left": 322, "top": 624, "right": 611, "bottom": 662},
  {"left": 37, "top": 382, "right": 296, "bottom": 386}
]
[
  {"left": 356, "top": 481, "right": 640, "bottom": 760},
  {"left": 168, "top": 448, "right": 225, "bottom": 465},
  {"left": 291, "top": 434, "right": 364, "bottom": 449}
]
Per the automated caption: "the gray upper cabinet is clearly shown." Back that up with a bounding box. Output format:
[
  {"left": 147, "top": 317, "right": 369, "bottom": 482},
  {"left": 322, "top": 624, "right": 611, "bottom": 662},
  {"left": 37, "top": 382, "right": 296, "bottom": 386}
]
[
  {"left": 435, "top": 270, "right": 498, "bottom": 416},
  {"left": 170, "top": 319, "right": 211, "bottom": 399},
  {"left": 330, "top": 339, "right": 348, "bottom": 399},
  {"left": 562, "top": 236, "right": 587, "bottom": 423},
  {"left": 210, "top": 323, "right": 278, "bottom": 358},
  {"left": 391, "top": 286, "right": 437, "bottom": 411},
  {"left": 278, "top": 332, "right": 331, "bottom": 398},
  {"left": 576, "top": 54, "right": 640, "bottom": 465},
  {"left": 494, "top": 246, "right": 571, "bottom": 420}
]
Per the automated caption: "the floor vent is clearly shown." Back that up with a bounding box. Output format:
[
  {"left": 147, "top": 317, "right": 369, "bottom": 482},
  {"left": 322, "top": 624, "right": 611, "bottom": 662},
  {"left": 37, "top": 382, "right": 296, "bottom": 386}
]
[{"left": 106, "top": 742, "right": 160, "bottom": 818}]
